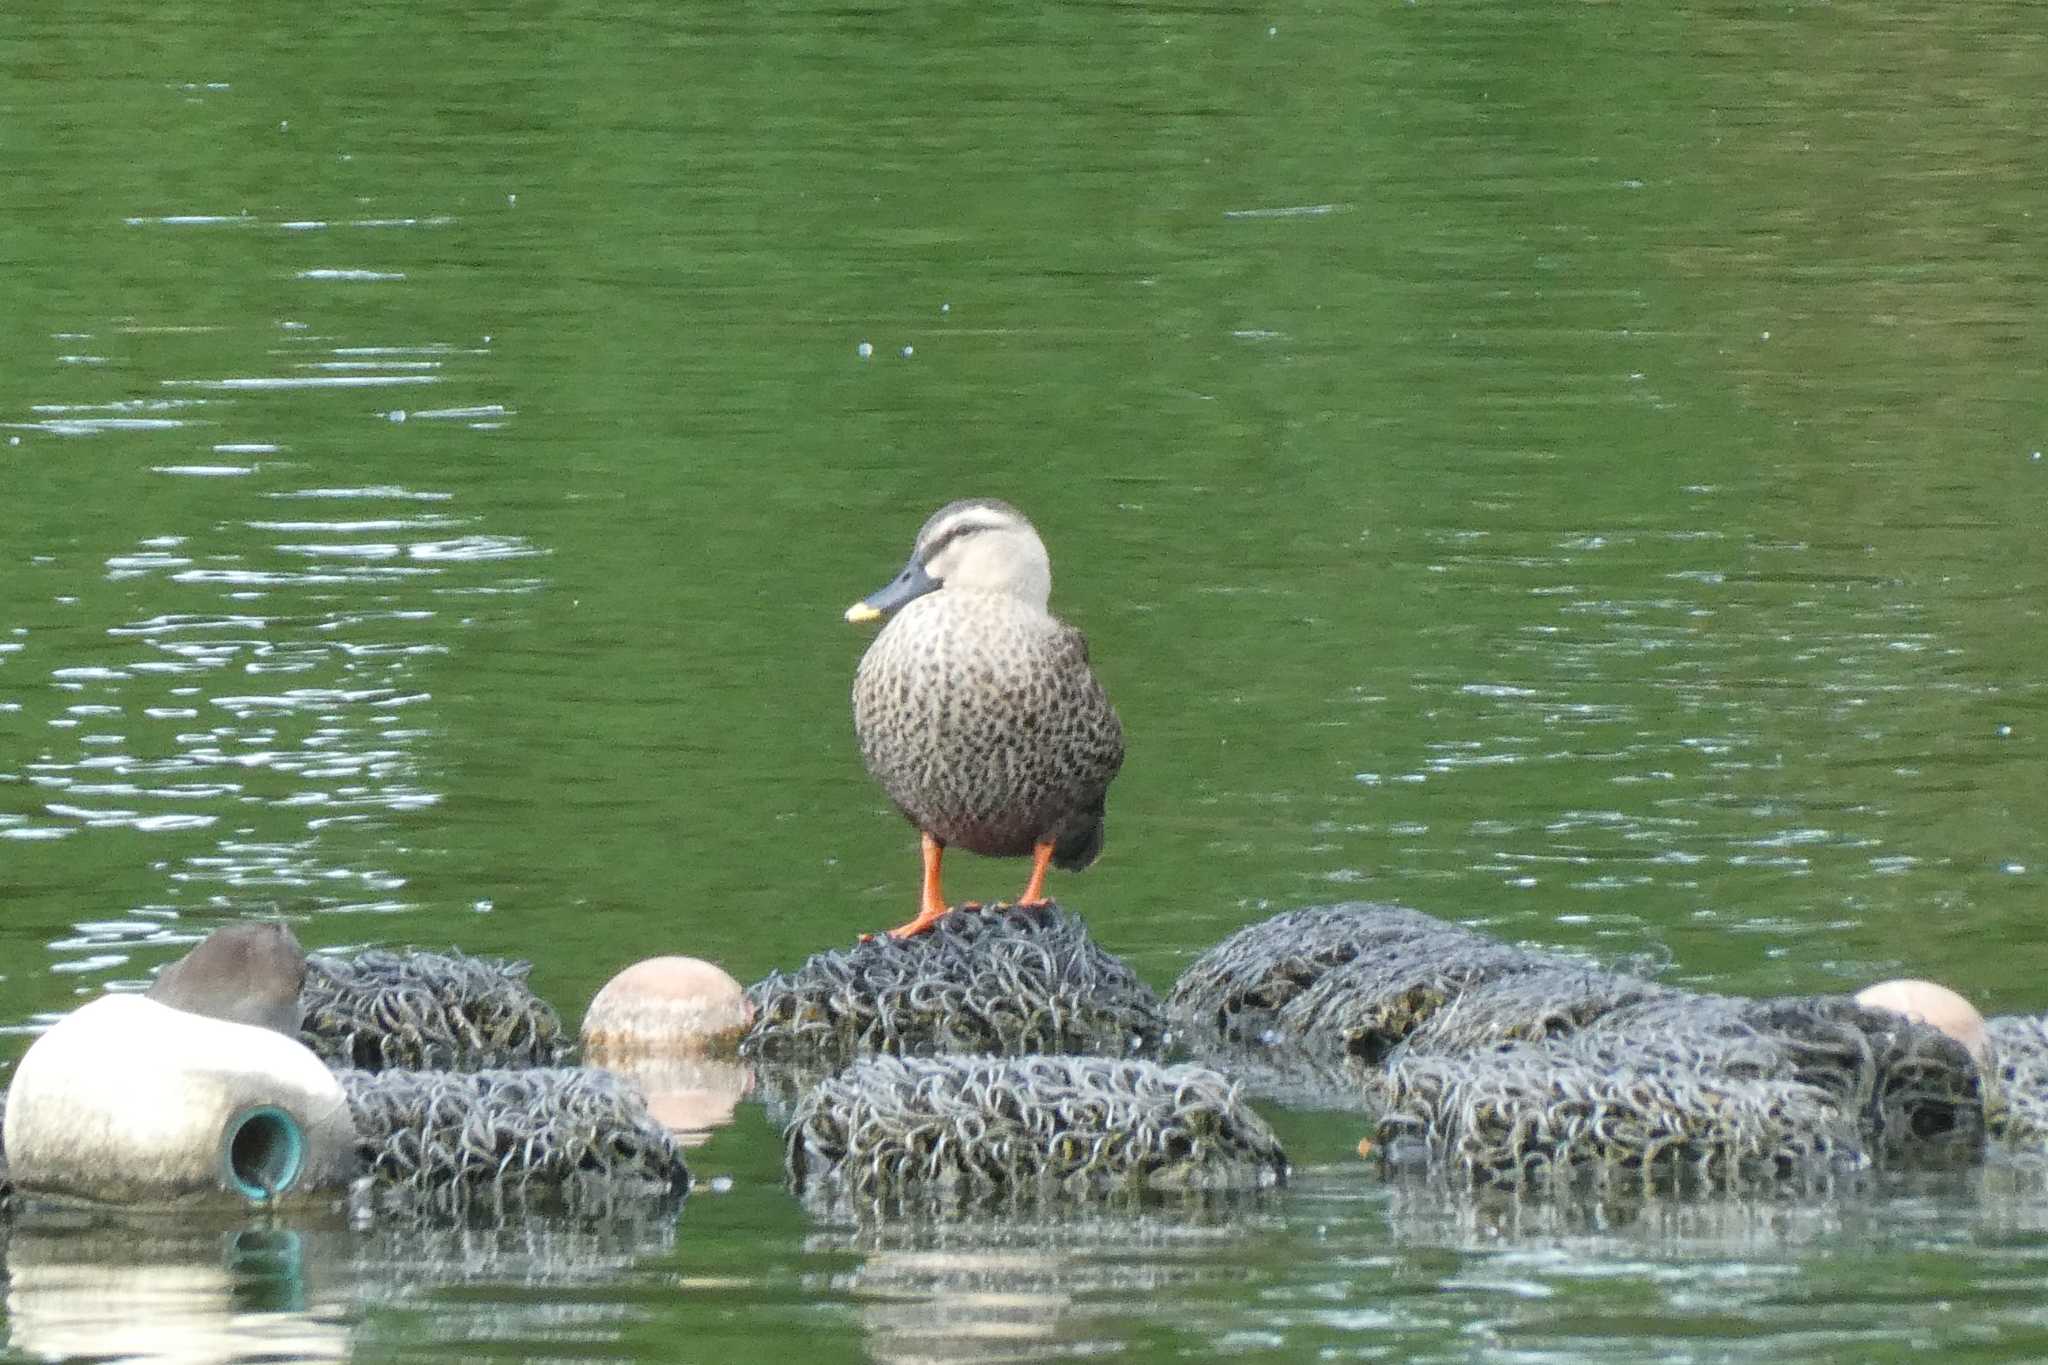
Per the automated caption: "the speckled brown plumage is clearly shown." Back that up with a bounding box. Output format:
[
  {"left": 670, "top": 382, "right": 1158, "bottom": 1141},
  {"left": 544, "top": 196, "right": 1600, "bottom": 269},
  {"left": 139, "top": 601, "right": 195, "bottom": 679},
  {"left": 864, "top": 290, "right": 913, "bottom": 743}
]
[
  {"left": 855, "top": 591, "right": 1122, "bottom": 864},
  {"left": 850, "top": 501, "right": 1124, "bottom": 881}
]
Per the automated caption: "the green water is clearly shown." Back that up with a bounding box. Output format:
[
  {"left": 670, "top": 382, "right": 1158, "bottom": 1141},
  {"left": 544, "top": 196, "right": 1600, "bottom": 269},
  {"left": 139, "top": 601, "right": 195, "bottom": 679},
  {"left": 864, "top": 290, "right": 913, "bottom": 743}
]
[{"left": 3, "top": 0, "right": 2047, "bottom": 1358}]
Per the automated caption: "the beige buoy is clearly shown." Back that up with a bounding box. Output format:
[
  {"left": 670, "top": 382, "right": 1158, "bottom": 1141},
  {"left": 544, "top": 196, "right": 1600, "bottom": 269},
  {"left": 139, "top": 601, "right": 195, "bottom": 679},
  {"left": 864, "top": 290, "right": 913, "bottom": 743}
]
[
  {"left": 1856, "top": 978, "right": 1994, "bottom": 1072},
  {"left": 581, "top": 957, "right": 752, "bottom": 1059},
  {"left": 582, "top": 957, "right": 752, "bottom": 1145}
]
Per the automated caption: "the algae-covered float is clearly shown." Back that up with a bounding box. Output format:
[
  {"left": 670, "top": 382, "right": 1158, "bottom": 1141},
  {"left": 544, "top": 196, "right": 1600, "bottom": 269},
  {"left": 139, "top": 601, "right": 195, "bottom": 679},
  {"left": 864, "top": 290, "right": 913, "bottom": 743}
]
[
  {"left": 0, "top": 925, "right": 693, "bottom": 1217},
  {"left": 744, "top": 901, "right": 1167, "bottom": 1070},
  {"left": 744, "top": 901, "right": 1286, "bottom": 1203},
  {"left": 13, "top": 897, "right": 2045, "bottom": 1220},
  {"left": 1169, "top": 902, "right": 2014, "bottom": 1192}
]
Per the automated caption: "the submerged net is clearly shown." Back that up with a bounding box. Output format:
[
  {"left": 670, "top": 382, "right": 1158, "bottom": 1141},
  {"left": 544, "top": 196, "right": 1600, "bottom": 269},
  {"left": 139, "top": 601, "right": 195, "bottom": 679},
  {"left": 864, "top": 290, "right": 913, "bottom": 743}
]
[
  {"left": 341, "top": 1067, "right": 691, "bottom": 1217},
  {"left": 744, "top": 903, "right": 1166, "bottom": 1066},
  {"left": 786, "top": 1054, "right": 1287, "bottom": 1202},
  {"left": 1372, "top": 993, "right": 1986, "bottom": 1188},
  {"left": 1371, "top": 1047, "right": 1862, "bottom": 1192},
  {"left": 1399, "top": 963, "right": 1675, "bottom": 1055},
  {"left": 301, "top": 949, "right": 571, "bottom": 1073},
  {"left": 1168, "top": 903, "right": 1631, "bottom": 1065},
  {"left": 1564, "top": 994, "right": 1987, "bottom": 1167},
  {"left": 1989, "top": 1014, "right": 2048, "bottom": 1150}
]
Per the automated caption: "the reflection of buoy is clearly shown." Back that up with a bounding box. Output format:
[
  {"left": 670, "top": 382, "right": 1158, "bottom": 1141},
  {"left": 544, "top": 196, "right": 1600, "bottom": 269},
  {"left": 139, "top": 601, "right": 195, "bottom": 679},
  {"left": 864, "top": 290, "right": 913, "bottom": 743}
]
[
  {"left": 4, "top": 995, "right": 357, "bottom": 1205},
  {"left": 587, "top": 1055, "right": 752, "bottom": 1146},
  {"left": 581, "top": 957, "right": 752, "bottom": 1059},
  {"left": 6, "top": 1218, "right": 349, "bottom": 1363},
  {"left": 1856, "top": 979, "right": 1994, "bottom": 1071}
]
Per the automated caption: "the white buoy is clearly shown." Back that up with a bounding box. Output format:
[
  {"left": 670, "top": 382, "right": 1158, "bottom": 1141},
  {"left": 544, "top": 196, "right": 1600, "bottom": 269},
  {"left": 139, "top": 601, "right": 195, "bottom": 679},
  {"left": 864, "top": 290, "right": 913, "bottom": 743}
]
[{"left": 3, "top": 995, "right": 357, "bottom": 1205}]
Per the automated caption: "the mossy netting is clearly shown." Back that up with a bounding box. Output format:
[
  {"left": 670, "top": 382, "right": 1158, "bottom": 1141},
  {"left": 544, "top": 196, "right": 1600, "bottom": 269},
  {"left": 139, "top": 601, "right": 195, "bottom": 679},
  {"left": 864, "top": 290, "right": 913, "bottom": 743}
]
[
  {"left": 1169, "top": 904, "right": 1483, "bottom": 1042},
  {"left": 1373, "top": 994, "right": 1985, "bottom": 1187},
  {"left": 1371, "top": 1046, "right": 1861, "bottom": 1192},
  {"left": 1989, "top": 1013, "right": 2048, "bottom": 1149},
  {"left": 785, "top": 1054, "right": 1287, "bottom": 1202},
  {"left": 1578, "top": 995, "right": 1985, "bottom": 1163},
  {"left": 301, "top": 949, "right": 571, "bottom": 1073},
  {"left": 1174, "top": 904, "right": 1988, "bottom": 1185},
  {"left": 341, "top": 1067, "right": 690, "bottom": 1217},
  {"left": 1169, "top": 903, "right": 1606, "bottom": 1065},
  {"left": 1399, "top": 963, "right": 1676, "bottom": 1056},
  {"left": 744, "top": 903, "right": 1166, "bottom": 1066}
]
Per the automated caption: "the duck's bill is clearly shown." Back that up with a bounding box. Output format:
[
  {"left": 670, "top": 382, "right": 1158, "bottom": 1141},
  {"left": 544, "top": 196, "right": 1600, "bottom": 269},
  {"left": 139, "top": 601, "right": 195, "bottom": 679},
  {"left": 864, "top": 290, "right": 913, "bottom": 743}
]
[{"left": 844, "top": 555, "right": 939, "bottom": 623}]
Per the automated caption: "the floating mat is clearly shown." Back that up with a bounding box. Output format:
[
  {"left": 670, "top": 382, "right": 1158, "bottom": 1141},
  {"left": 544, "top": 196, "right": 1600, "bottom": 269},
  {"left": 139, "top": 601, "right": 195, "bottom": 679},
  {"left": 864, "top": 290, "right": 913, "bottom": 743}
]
[
  {"left": 340, "top": 1067, "right": 691, "bottom": 1217},
  {"left": 301, "top": 949, "right": 571, "bottom": 1072},
  {"left": 1371, "top": 996, "right": 1986, "bottom": 1188},
  {"left": 1371, "top": 1045, "right": 1863, "bottom": 1192},
  {"left": 744, "top": 903, "right": 1167, "bottom": 1065},
  {"left": 1563, "top": 994, "right": 1987, "bottom": 1167},
  {"left": 1988, "top": 1014, "right": 2048, "bottom": 1149},
  {"left": 785, "top": 1054, "right": 1287, "bottom": 1201},
  {"left": 1168, "top": 903, "right": 1597, "bottom": 1063},
  {"left": 1175, "top": 905, "right": 1988, "bottom": 1183},
  {"left": 1398, "top": 962, "right": 1675, "bottom": 1055}
]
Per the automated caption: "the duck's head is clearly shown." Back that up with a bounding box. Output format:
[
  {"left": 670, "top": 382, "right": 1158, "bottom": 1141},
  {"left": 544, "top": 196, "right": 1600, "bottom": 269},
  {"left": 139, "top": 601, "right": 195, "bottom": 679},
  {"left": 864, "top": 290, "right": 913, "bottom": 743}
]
[{"left": 845, "top": 498, "right": 1052, "bottom": 623}]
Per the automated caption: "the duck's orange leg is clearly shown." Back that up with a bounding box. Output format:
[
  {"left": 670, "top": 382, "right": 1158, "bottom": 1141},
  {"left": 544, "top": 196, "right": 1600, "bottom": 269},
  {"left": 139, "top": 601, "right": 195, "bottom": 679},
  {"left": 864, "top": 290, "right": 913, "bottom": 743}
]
[
  {"left": 1017, "top": 838, "right": 1057, "bottom": 907},
  {"left": 884, "top": 833, "right": 955, "bottom": 938}
]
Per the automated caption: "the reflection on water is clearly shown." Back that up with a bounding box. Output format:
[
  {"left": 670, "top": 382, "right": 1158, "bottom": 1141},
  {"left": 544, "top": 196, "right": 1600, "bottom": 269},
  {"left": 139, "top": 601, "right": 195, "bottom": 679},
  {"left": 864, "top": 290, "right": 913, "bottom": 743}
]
[
  {"left": 0, "top": 1204, "right": 687, "bottom": 1364},
  {"left": 585, "top": 1056, "right": 754, "bottom": 1147},
  {"left": 20, "top": 1167, "right": 2048, "bottom": 1365},
  {"left": 811, "top": 1199, "right": 1287, "bottom": 1365},
  {"left": 4, "top": 1213, "right": 351, "bottom": 1364}
]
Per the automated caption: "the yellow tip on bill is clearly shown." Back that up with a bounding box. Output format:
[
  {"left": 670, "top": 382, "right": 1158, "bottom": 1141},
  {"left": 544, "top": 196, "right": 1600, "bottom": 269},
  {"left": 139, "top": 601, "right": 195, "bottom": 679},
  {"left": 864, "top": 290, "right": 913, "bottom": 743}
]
[{"left": 844, "top": 601, "right": 882, "bottom": 623}]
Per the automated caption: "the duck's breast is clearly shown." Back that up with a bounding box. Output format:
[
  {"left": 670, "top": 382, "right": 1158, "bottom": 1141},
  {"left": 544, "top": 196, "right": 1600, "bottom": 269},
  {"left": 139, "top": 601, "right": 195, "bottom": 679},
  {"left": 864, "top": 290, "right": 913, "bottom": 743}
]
[{"left": 852, "top": 593, "right": 1121, "bottom": 857}]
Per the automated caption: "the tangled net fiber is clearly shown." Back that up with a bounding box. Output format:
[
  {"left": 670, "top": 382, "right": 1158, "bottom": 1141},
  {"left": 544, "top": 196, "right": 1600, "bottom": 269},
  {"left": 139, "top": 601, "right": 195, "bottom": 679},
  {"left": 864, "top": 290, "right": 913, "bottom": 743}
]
[
  {"left": 1558, "top": 994, "right": 1986, "bottom": 1164},
  {"left": 1167, "top": 902, "right": 1639, "bottom": 1064},
  {"left": 1374, "top": 990, "right": 1986, "bottom": 1189},
  {"left": 1173, "top": 903, "right": 1987, "bottom": 1187},
  {"left": 1989, "top": 1013, "right": 2048, "bottom": 1150},
  {"left": 744, "top": 903, "right": 1166, "bottom": 1066},
  {"left": 785, "top": 1055, "right": 1286, "bottom": 1202},
  {"left": 341, "top": 1067, "right": 690, "bottom": 1217},
  {"left": 300, "top": 949, "right": 571, "bottom": 1072},
  {"left": 1372, "top": 1046, "right": 1859, "bottom": 1192}
]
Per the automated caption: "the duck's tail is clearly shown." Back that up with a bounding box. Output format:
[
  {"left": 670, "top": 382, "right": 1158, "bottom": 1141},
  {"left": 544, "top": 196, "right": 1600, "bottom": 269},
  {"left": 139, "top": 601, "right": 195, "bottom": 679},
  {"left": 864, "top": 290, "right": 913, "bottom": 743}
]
[{"left": 1052, "top": 802, "right": 1106, "bottom": 872}]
